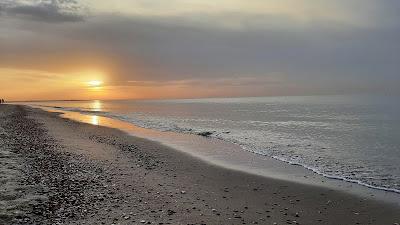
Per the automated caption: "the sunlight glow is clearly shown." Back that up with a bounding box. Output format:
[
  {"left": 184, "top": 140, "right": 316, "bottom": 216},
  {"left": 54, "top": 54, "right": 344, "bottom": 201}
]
[{"left": 88, "top": 80, "right": 103, "bottom": 87}]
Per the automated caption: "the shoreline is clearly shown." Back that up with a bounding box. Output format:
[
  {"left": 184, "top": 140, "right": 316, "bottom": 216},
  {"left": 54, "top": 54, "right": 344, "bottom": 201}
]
[
  {"left": 1, "top": 104, "right": 399, "bottom": 224},
  {"left": 36, "top": 105, "right": 400, "bottom": 205}
]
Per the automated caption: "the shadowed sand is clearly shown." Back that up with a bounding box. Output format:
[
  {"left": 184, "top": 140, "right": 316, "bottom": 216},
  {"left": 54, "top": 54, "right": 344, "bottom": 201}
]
[{"left": 1, "top": 104, "right": 399, "bottom": 225}]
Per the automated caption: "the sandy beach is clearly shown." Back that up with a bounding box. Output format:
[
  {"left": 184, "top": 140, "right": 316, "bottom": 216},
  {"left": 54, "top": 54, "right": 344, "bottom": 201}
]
[{"left": 1, "top": 104, "right": 399, "bottom": 225}]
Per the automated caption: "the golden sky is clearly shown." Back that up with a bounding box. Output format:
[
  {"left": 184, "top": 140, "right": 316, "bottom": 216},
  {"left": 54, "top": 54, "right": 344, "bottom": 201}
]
[{"left": 0, "top": 0, "right": 399, "bottom": 101}]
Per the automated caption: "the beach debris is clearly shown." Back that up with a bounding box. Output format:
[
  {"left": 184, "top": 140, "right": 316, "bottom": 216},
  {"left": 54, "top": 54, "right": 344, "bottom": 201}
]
[
  {"left": 197, "top": 131, "right": 214, "bottom": 137},
  {"left": 167, "top": 209, "right": 176, "bottom": 216},
  {"left": 326, "top": 200, "right": 332, "bottom": 205},
  {"left": 181, "top": 190, "right": 186, "bottom": 194}
]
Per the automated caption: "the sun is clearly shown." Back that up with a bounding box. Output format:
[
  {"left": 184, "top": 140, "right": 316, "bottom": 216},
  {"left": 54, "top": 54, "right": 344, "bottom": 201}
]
[{"left": 87, "top": 80, "right": 103, "bottom": 87}]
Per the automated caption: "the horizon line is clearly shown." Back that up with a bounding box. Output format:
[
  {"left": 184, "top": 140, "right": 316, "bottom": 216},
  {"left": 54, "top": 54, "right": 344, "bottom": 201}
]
[{"left": 7, "top": 93, "right": 391, "bottom": 103}]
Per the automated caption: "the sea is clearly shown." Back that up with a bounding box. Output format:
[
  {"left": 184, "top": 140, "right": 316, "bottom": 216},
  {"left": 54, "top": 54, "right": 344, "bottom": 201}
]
[{"left": 25, "top": 95, "right": 400, "bottom": 193}]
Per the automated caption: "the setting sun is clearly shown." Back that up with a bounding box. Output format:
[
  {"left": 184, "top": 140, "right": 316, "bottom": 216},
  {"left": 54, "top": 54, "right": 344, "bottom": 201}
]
[{"left": 87, "top": 80, "right": 103, "bottom": 87}]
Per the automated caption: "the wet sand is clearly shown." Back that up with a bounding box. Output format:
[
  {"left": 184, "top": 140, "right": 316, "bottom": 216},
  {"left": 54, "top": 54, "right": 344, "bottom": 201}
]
[{"left": 1, "top": 104, "right": 399, "bottom": 225}]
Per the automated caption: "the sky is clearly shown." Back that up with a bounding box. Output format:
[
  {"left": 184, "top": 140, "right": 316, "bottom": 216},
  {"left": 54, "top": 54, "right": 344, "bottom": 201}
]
[{"left": 0, "top": 0, "right": 399, "bottom": 101}]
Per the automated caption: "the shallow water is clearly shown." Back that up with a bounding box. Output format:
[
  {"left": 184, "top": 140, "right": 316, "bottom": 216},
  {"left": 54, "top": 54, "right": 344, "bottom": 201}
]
[{"left": 24, "top": 95, "right": 400, "bottom": 193}]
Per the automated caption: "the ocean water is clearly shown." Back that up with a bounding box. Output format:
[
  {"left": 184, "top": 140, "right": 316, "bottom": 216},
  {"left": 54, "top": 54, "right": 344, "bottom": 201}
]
[{"left": 26, "top": 95, "right": 400, "bottom": 193}]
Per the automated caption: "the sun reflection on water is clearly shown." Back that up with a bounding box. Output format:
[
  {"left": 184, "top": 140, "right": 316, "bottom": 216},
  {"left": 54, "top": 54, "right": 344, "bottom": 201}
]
[
  {"left": 92, "top": 100, "right": 102, "bottom": 111},
  {"left": 91, "top": 115, "right": 99, "bottom": 125},
  {"left": 89, "top": 100, "right": 102, "bottom": 125}
]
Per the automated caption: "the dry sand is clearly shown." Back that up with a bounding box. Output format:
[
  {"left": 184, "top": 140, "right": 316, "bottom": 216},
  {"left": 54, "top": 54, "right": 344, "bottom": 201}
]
[{"left": 1, "top": 104, "right": 399, "bottom": 225}]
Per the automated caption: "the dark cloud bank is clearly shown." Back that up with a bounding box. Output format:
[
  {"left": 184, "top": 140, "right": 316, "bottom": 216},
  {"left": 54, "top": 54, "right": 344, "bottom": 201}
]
[{"left": 0, "top": 0, "right": 84, "bottom": 22}]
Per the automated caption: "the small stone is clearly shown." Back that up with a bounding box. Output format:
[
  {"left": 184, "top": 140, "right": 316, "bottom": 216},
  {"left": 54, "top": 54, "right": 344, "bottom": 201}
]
[{"left": 167, "top": 210, "right": 176, "bottom": 216}]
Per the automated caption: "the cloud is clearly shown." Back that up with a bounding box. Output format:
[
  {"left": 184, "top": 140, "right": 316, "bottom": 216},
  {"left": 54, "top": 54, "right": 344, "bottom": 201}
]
[
  {"left": 123, "top": 76, "right": 285, "bottom": 88},
  {"left": 0, "top": 0, "right": 85, "bottom": 23},
  {"left": 79, "top": 0, "right": 398, "bottom": 29},
  {"left": 1, "top": 0, "right": 400, "bottom": 99}
]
